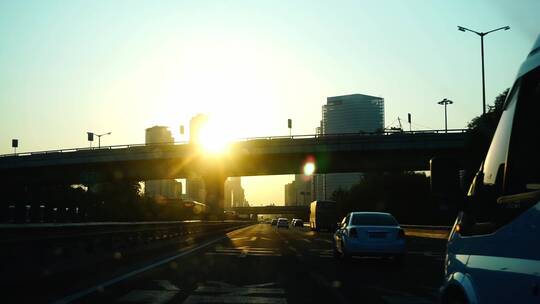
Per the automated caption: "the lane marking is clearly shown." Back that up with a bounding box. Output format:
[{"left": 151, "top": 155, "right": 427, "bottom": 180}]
[
  {"left": 315, "top": 238, "right": 333, "bottom": 244},
  {"left": 195, "top": 286, "right": 284, "bottom": 295},
  {"left": 308, "top": 248, "right": 334, "bottom": 258},
  {"left": 230, "top": 237, "right": 248, "bottom": 241},
  {"left": 288, "top": 246, "right": 302, "bottom": 257},
  {"left": 246, "top": 253, "right": 282, "bottom": 257},
  {"left": 205, "top": 252, "right": 239, "bottom": 256},
  {"left": 183, "top": 295, "right": 286, "bottom": 303},
  {"left": 382, "top": 295, "right": 433, "bottom": 304},
  {"left": 154, "top": 280, "right": 180, "bottom": 291},
  {"left": 407, "top": 251, "right": 445, "bottom": 260},
  {"left": 54, "top": 225, "right": 254, "bottom": 304},
  {"left": 207, "top": 246, "right": 281, "bottom": 258},
  {"left": 302, "top": 238, "right": 312, "bottom": 243},
  {"left": 183, "top": 281, "right": 287, "bottom": 304},
  {"left": 117, "top": 290, "right": 177, "bottom": 303}
]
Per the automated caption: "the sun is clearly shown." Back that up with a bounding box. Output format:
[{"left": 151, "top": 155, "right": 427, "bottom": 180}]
[{"left": 196, "top": 116, "right": 233, "bottom": 154}]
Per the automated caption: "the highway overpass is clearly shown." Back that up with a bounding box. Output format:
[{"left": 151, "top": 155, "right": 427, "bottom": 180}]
[
  {"left": 0, "top": 130, "right": 467, "bottom": 216},
  {"left": 0, "top": 130, "right": 467, "bottom": 185}
]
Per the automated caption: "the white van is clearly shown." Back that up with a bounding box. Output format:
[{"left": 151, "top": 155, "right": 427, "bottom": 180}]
[{"left": 433, "top": 34, "right": 540, "bottom": 303}]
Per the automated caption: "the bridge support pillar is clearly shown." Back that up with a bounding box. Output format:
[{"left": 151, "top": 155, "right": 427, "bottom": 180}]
[{"left": 202, "top": 174, "right": 226, "bottom": 220}]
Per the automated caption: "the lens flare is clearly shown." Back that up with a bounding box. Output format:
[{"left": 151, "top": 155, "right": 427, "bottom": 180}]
[{"left": 304, "top": 162, "right": 315, "bottom": 175}]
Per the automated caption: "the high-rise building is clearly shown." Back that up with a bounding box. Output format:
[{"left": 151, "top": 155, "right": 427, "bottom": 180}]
[
  {"left": 317, "top": 94, "right": 384, "bottom": 199},
  {"left": 311, "top": 174, "right": 326, "bottom": 201},
  {"left": 185, "top": 114, "right": 210, "bottom": 202},
  {"left": 284, "top": 182, "right": 296, "bottom": 206},
  {"left": 145, "top": 125, "right": 174, "bottom": 144},
  {"left": 284, "top": 175, "right": 313, "bottom": 206},
  {"left": 322, "top": 94, "right": 384, "bottom": 134},
  {"left": 144, "top": 126, "right": 182, "bottom": 200},
  {"left": 294, "top": 174, "right": 312, "bottom": 206},
  {"left": 224, "top": 177, "right": 246, "bottom": 208},
  {"left": 189, "top": 113, "right": 209, "bottom": 144}
]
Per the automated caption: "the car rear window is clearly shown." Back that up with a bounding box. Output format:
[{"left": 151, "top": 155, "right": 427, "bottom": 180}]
[{"left": 351, "top": 214, "right": 398, "bottom": 226}]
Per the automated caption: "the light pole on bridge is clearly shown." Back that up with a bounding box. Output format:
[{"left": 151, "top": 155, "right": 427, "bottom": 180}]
[
  {"left": 87, "top": 131, "right": 112, "bottom": 148},
  {"left": 437, "top": 99, "right": 453, "bottom": 133}
]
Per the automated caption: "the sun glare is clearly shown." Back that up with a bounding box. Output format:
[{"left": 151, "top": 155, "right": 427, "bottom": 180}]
[{"left": 197, "top": 117, "right": 233, "bottom": 154}]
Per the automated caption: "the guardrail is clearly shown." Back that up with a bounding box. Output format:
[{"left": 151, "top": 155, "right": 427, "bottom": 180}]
[
  {"left": 0, "top": 129, "right": 468, "bottom": 157},
  {"left": 0, "top": 220, "right": 253, "bottom": 285},
  {"left": 0, "top": 220, "right": 251, "bottom": 243},
  {"left": 401, "top": 224, "right": 451, "bottom": 239},
  {"left": 401, "top": 224, "right": 451, "bottom": 230}
]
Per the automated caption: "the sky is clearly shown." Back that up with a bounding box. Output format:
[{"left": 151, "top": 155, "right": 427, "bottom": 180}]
[{"left": 1, "top": 0, "right": 539, "bottom": 205}]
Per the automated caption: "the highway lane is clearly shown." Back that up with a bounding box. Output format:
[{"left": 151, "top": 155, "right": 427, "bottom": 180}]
[{"left": 64, "top": 224, "right": 446, "bottom": 304}]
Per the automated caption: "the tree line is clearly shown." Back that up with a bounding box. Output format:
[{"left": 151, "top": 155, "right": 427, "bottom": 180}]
[{"left": 1, "top": 181, "right": 201, "bottom": 223}]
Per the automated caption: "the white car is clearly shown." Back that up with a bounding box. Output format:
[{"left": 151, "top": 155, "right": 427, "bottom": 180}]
[
  {"left": 276, "top": 218, "right": 289, "bottom": 229},
  {"left": 333, "top": 212, "right": 406, "bottom": 262}
]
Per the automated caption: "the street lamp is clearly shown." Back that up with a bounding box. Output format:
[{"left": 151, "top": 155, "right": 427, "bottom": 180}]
[
  {"left": 457, "top": 25, "right": 510, "bottom": 115},
  {"left": 88, "top": 132, "right": 112, "bottom": 148},
  {"left": 438, "top": 98, "right": 453, "bottom": 133}
]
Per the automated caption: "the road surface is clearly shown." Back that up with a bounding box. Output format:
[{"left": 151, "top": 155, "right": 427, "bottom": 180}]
[{"left": 48, "top": 223, "right": 447, "bottom": 304}]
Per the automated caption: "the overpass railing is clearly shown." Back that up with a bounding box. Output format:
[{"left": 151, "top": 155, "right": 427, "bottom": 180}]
[{"left": 0, "top": 128, "right": 468, "bottom": 158}]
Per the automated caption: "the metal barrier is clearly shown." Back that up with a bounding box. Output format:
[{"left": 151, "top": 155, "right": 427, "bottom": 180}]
[
  {"left": 0, "top": 129, "right": 468, "bottom": 157},
  {"left": 401, "top": 224, "right": 451, "bottom": 230},
  {"left": 0, "top": 221, "right": 252, "bottom": 285}
]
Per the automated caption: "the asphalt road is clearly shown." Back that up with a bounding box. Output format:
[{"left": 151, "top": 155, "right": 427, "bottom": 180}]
[{"left": 47, "top": 224, "right": 447, "bottom": 304}]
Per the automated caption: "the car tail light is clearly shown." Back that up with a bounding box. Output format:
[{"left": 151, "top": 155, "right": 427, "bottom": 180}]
[
  {"left": 349, "top": 228, "right": 358, "bottom": 238},
  {"left": 397, "top": 229, "right": 405, "bottom": 239}
]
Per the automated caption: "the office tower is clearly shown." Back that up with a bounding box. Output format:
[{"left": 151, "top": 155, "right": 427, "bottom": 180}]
[
  {"left": 144, "top": 126, "right": 181, "bottom": 200},
  {"left": 317, "top": 94, "right": 384, "bottom": 199},
  {"left": 224, "top": 177, "right": 246, "bottom": 208}
]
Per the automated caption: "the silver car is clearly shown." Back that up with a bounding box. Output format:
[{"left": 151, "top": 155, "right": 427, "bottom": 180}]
[
  {"left": 276, "top": 218, "right": 289, "bottom": 229},
  {"left": 333, "top": 212, "right": 406, "bottom": 262}
]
